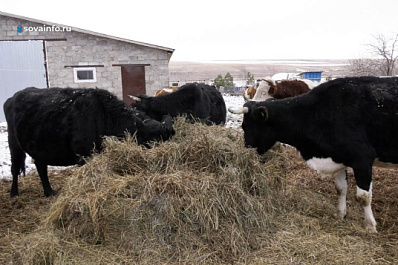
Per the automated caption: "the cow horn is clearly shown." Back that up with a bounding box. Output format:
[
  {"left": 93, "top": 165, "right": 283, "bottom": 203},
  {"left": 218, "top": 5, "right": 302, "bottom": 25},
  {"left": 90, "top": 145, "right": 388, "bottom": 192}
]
[
  {"left": 128, "top": 95, "right": 141, "bottom": 101},
  {"left": 263, "top": 78, "right": 276, "bottom": 87},
  {"left": 228, "top": 106, "right": 249, "bottom": 114}
]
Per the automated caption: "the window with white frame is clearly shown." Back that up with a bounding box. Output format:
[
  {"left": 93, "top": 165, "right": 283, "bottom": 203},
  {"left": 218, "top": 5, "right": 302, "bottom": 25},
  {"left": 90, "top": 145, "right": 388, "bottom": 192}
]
[{"left": 73, "top": 67, "right": 97, "bottom": 83}]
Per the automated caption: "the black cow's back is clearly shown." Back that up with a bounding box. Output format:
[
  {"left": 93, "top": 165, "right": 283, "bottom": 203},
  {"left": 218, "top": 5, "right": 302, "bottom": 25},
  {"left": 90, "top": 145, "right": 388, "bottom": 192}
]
[
  {"left": 5, "top": 87, "right": 135, "bottom": 166},
  {"left": 197, "top": 84, "right": 227, "bottom": 124},
  {"left": 133, "top": 83, "right": 226, "bottom": 125}
]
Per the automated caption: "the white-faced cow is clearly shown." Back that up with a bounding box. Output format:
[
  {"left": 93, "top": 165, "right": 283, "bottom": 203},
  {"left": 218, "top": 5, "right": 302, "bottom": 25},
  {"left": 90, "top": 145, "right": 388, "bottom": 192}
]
[
  {"left": 251, "top": 79, "right": 311, "bottom": 101},
  {"left": 4, "top": 87, "right": 175, "bottom": 197},
  {"left": 131, "top": 83, "right": 226, "bottom": 125},
  {"left": 229, "top": 76, "right": 398, "bottom": 233}
]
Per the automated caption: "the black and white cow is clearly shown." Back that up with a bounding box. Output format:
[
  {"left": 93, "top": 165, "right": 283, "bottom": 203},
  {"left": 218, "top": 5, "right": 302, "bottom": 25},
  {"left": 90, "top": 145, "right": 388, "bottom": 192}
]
[
  {"left": 131, "top": 83, "right": 226, "bottom": 125},
  {"left": 229, "top": 76, "right": 398, "bottom": 233},
  {"left": 4, "top": 87, "right": 175, "bottom": 197}
]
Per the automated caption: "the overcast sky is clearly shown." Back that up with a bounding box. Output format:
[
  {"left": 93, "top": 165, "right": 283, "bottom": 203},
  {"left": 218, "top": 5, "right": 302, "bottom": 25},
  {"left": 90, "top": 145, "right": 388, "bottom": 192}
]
[{"left": 1, "top": 0, "right": 397, "bottom": 62}]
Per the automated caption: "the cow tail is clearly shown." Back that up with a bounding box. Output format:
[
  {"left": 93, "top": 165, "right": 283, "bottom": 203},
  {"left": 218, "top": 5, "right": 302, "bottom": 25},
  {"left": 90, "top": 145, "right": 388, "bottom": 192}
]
[
  {"left": 7, "top": 129, "right": 27, "bottom": 177},
  {"left": 20, "top": 158, "right": 26, "bottom": 176}
]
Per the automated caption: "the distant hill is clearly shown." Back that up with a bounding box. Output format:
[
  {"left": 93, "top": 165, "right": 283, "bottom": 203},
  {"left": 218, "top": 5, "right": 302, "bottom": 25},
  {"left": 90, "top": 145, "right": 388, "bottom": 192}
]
[{"left": 169, "top": 59, "right": 350, "bottom": 85}]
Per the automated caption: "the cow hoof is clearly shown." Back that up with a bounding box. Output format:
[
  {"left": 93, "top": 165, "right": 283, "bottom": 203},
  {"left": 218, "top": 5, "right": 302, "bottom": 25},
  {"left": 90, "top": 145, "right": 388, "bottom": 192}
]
[
  {"left": 10, "top": 193, "right": 19, "bottom": 198},
  {"left": 365, "top": 226, "right": 377, "bottom": 234},
  {"left": 336, "top": 212, "right": 347, "bottom": 220},
  {"left": 44, "top": 190, "right": 57, "bottom": 197}
]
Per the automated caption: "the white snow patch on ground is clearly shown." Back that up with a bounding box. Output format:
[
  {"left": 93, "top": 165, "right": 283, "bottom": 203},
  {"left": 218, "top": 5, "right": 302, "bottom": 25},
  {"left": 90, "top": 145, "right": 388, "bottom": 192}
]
[
  {"left": 223, "top": 94, "right": 244, "bottom": 129},
  {"left": 0, "top": 124, "right": 36, "bottom": 180}
]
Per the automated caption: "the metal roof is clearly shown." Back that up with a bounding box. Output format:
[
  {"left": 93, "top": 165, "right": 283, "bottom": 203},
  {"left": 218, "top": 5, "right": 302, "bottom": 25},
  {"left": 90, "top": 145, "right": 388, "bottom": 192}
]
[
  {"left": 0, "top": 11, "right": 175, "bottom": 54},
  {"left": 299, "top": 71, "right": 323, "bottom": 74}
]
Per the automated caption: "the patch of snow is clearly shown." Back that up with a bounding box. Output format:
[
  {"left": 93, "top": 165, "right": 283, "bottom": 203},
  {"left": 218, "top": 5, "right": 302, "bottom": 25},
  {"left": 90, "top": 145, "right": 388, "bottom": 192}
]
[
  {"left": 223, "top": 94, "right": 244, "bottom": 130},
  {"left": 0, "top": 130, "right": 36, "bottom": 180},
  {"left": 0, "top": 132, "right": 11, "bottom": 179}
]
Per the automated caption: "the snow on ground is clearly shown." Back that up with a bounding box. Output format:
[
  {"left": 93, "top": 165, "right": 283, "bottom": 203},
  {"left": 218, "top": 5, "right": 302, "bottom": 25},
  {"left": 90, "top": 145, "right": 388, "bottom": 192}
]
[
  {"left": 223, "top": 94, "right": 244, "bottom": 129},
  {"left": 0, "top": 94, "right": 246, "bottom": 179},
  {"left": 0, "top": 122, "right": 36, "bottom": 180},
  {"left": 0, "top": 126, "right": 11, "bottom": 179}
]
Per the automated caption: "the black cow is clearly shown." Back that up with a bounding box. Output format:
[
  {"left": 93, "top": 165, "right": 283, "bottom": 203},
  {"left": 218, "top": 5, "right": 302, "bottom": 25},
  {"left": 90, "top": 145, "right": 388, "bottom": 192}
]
[
  {"left": 131, "top": 83, "right": 226, "bottom": 125},
  {"left": 4, "top": 87, "right": 175, "bottom": 197},
  {"left": 229, "top": 76, "right": 398, "bottom": 233}
]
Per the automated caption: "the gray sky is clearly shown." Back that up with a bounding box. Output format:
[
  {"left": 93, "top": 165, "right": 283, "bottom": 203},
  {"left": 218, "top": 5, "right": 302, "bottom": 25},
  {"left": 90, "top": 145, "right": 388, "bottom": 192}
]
[{"left": 1, "top": 0, "right": 397, "bottom": 61}]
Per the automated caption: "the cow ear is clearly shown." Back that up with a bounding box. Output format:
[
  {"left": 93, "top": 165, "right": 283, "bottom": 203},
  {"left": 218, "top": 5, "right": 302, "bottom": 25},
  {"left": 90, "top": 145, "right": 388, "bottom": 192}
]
[{"left": 257, "top": 106, "right": 269, "bottom": 121}]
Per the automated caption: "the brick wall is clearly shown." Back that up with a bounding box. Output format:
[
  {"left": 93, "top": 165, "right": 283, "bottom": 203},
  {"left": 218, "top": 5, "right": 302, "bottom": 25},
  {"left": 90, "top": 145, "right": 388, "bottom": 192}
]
[{"left": 0, "top": 14, "right": 171, "bottom": 97}]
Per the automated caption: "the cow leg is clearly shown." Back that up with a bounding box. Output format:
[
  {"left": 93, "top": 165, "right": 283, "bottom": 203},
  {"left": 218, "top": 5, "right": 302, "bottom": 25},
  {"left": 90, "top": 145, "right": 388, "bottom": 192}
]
[
  {"left": 356, "top": 183, "right": 376, "bottom": 233},
  {"left": 334, "top": 170, "right": 347, "bottom": 219},
  {"left": 35, "top": 162, "right": 55, "bottom": 197},
  {"left": 352, "top": 166, "right": 377, "bottom": 233},
  {"left": 10, "top": 151, "right": 26, "bottom": 197}
]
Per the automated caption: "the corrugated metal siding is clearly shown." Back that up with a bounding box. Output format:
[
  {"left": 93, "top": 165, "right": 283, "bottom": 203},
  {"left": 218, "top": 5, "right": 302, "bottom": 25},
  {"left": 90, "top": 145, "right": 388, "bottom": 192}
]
[
  {"left": 0, "top": 40, "right": 47, "bottom": 122},
  {"left": 303, "top": 72, "right": 322, "bottom": 82}
]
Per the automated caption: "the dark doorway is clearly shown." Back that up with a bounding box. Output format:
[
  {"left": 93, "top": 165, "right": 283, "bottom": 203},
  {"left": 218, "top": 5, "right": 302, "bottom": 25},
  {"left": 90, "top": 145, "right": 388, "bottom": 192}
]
[{"left": 120, "top": 65, "right": 147, "bottom": 104}]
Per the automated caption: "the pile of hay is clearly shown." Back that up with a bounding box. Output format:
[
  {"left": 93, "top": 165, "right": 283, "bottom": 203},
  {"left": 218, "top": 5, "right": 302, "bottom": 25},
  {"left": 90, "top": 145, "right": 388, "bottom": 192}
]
[
  {"left": 15, "top": 117, "right": 287, "bottom": 264},
  {"left": 6, "top": 117, "right": 398, "bottom": 264}
]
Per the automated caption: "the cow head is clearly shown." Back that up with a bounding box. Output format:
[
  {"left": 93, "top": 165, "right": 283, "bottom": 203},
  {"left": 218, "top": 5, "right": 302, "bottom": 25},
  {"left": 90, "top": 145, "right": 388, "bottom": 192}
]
[
  {"left": 136, "top": 115, "right": 175, "bottom": 147},
  {"left": 251, "top": 79, "right": 275, "bottom": 101},
  {"left": 129, "top": 95, "right": 149, "bottom": 107},
  {"left": 229, "top": 101, "right": 277, "bottom": 155},
  {"left": 130, "top": 95, "right": 164, "bottom": 122},
  {"left": 265, "top": 79, "right": 278, "bottom": 96}
]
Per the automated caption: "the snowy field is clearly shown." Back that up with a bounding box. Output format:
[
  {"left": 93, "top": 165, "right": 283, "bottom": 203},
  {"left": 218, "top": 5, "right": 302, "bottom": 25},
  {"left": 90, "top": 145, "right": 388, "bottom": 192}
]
[
  {"left": 0, "top": 94, "right": 245, "bottom": 179},
  {"left": 196, "top": 59, "right": 349, "bottom": 67}
]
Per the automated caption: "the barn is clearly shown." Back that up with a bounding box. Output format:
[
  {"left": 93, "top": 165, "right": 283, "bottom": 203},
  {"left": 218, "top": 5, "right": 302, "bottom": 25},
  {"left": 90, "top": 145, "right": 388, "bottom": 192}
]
[{"left": 0, "top": 11, "right": 174, "bottom": 121}]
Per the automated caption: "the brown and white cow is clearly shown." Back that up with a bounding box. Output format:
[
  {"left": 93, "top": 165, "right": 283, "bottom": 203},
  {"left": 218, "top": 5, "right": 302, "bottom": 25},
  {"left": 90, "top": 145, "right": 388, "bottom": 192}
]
[{"left": 251, "top": 79, "right": 311, "bottom": 101}]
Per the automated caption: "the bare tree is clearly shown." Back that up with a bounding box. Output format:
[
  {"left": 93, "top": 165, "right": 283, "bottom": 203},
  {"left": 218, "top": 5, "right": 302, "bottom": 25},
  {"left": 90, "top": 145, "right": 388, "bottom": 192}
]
[
  {"left": 347, "top": 33, "right": 398, "bottom": 76},
  {"left": 346, "top": 58, "right": 383, "bottom": 76},
  {"left": 368, "top": 33, "right": 398, "bottom": 76}
]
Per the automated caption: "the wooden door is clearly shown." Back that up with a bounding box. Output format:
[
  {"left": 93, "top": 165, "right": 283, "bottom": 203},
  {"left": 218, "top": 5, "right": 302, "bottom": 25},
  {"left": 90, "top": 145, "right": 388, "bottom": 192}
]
[{"left": 121, "top": 65, "right": 146, "bottom": 104}]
